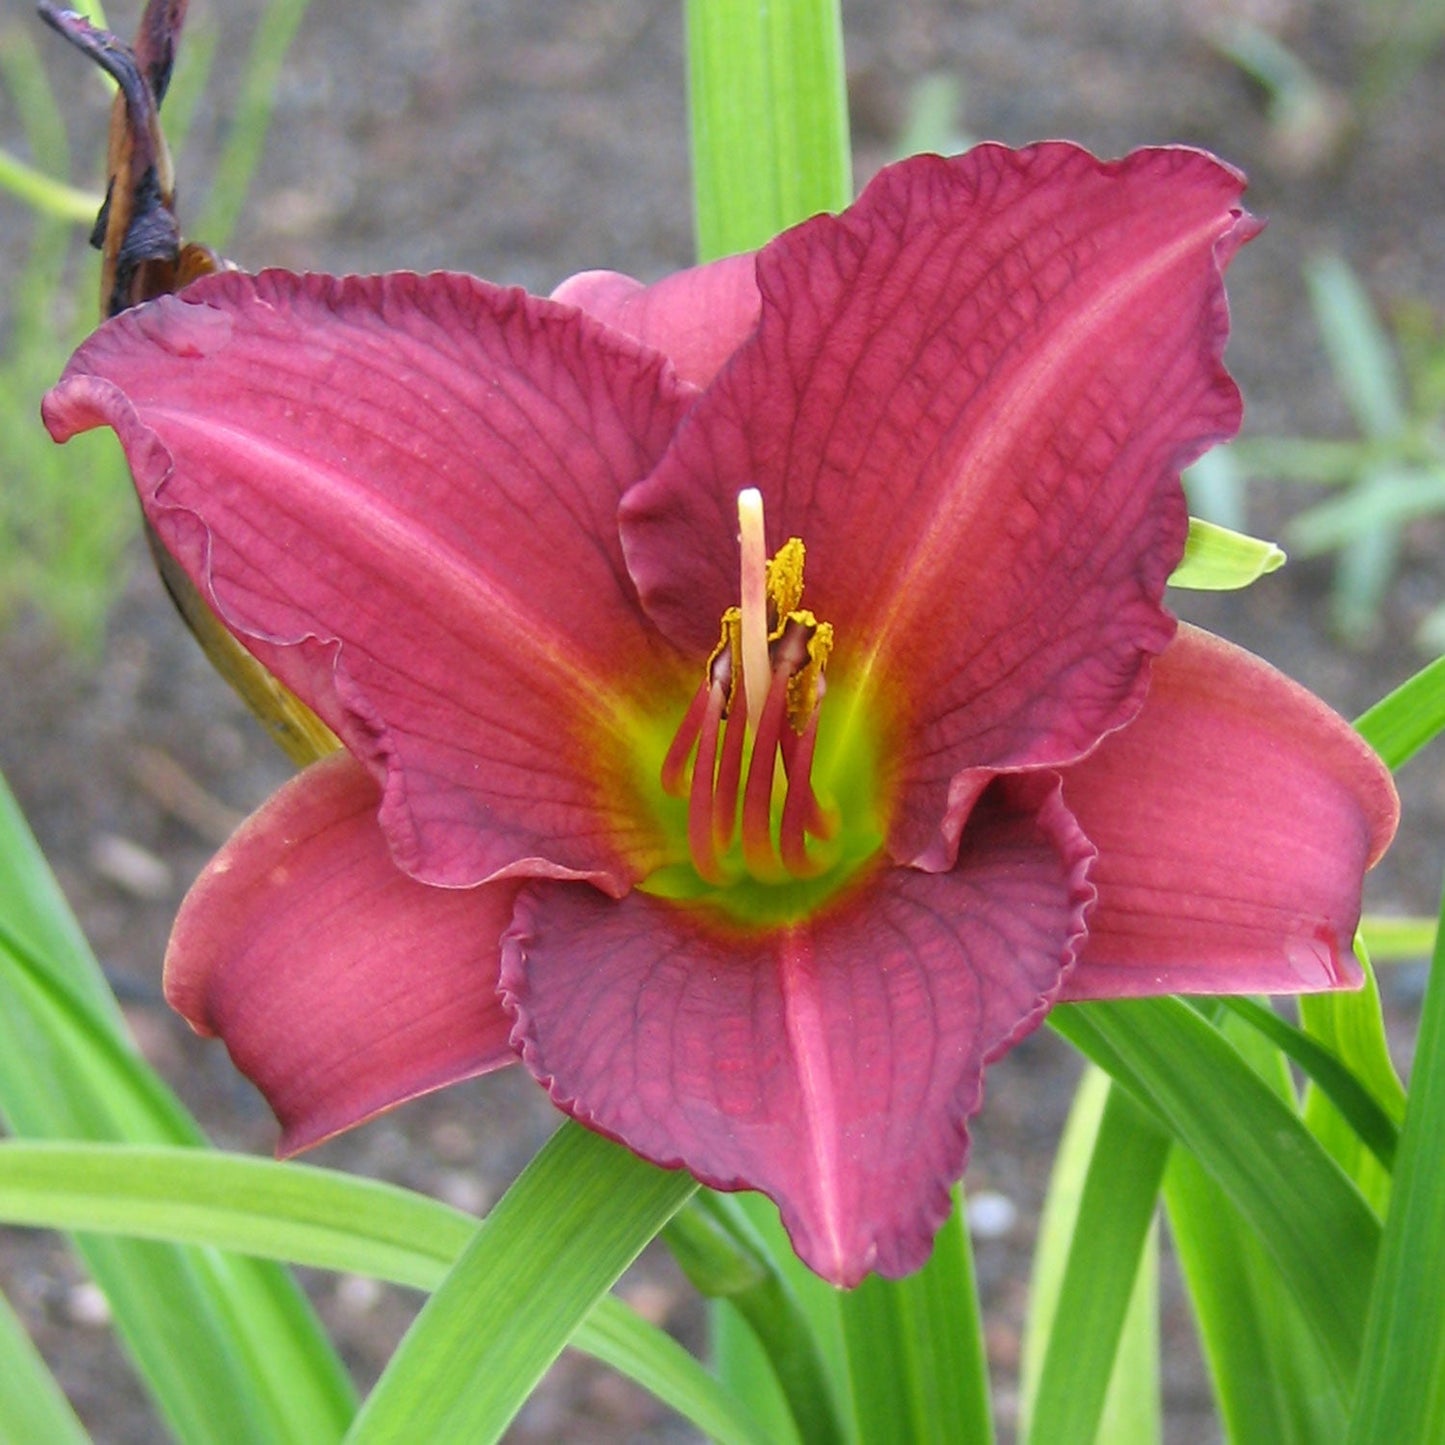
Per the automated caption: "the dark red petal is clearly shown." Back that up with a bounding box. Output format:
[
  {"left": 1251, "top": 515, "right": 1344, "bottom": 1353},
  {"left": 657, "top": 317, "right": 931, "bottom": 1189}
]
[
  {"left": 165, "top": 753, "right": 518, "bottom": 1154},
  {"left": 45, "top": 270, "right": 696, "bottom": 892},
  {"left": 620, "top": 144, "right": 1257, "bottom": 867},
  {"left": 500, "top": 775, "right": 1094, "bottom": 1286},
  {"left": 551, "top": 253, "right": 760, "bottom": 388},
  {"left": 1060, "top": 624, "right": 1398, "bottom": 999}
]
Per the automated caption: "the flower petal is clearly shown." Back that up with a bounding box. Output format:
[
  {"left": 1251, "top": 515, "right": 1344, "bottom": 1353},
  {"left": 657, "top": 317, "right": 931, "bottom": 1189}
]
[
  {"left": 166, "top": 752, "right": 518, "bottom": 1154},
  {"left": 45, "top": 270, "right": 696, "bottom": 891},
  {"left": 1060, "top": 624, "right": 1399, "bottom": 999},
  {"left": 551, "top": 253, "right": 761, "bottom": 388},
  {"left": 500, "top": 775, "right": 1093, "bottom": 1286},
  {"left": 620, "top": 144, "right": 1258, "bottom": 867}
]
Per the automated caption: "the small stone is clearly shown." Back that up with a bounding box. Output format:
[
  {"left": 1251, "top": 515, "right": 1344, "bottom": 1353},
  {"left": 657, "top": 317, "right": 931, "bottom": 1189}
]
[
  {"left": 965, "top": 1190, "right": 1018, "bottom": 1240},
  {"left": 434, "top": 1171, "right": 489, "bottom": 1215},
  {"left": 334, "top": 1274, "right": 382, "bottom": 1314},
  {"left": 65, "top": 1282, "right": 112, "bottom": 1327},
  {"left": 89, "top": 833, "right": 173, "bottom": 899}
]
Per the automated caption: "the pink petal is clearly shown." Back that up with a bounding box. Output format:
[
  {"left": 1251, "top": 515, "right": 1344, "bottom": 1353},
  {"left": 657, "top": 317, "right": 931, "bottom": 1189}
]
[
  {"left": 619, "top": 144, "right": 1258, "bottom": 868},
  {"left": 551, "top": 253, "right": 760, "bottom": 388},
  {"left": 500, "top": 775, "right": 1094, "bottom": 1286},
  {"left": 1060, "top": 624, "right": 1398, "bottom": 1000},
  {"left": 166, "top": 752, "right": 518, "bottom": 1153},
  {"left": 45, "top": 270, "right": 696, "bottom": 892}
]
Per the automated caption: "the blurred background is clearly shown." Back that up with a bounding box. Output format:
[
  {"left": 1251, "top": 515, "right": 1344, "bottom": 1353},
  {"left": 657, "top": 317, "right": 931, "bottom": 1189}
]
[{"left": 1, "top": 0, "right": 1442, "bottom": 1438}]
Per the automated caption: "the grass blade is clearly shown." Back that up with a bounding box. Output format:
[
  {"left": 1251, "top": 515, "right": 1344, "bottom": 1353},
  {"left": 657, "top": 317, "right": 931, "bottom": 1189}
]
[
  {"left": 1052, "top": 998, "right": 1379, "bottom": 1385},
  {"left": 1355, "top": 653, "right": 1445, "bottom": 770},
  {"left": 0, "top": 1285, "right": 90, "bottom": 1445},
  {"left": 0, "top": 773, "right": 355, "bottom": 1442},
  {"left": 0, "top": 1140, "right": 769, "bottom": 1444},
  {"left": 685, "top": 0, "right": 851, "bottom": 260},
  {"left": 344, "top": 1121, "right": 695, "bottom": 1443},
  {"left": 1346, "top": 876, "right": 1445, "bottom": 1443},
  {"left": 194, "top": 0, "right": 314, "bottom": 248},
  {"left": 1022, "top": 1070, "right": 1169, "bottom": 1445},
  {"left": 667, "top": 1193, "right": 845, "bottom": 1445},
  {"left": 837, "top": 1192, "right": 993, "bottom": 1445},
  {"left": 1218, "top": 995, "right": 1398, "bottom": 1170}
]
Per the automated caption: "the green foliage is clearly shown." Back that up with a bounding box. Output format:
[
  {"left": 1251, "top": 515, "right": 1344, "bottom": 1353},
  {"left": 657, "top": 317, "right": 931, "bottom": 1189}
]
[
  {"left": 684, "top": 0, "right": 851, "bottom": 259},
  {"left": 1222, "top": 254, "right": 1445, "bottom": 643},
  {"left": 1021, "top": 1070, "right": 1167, "bottom": 1445},
  {"left": 0, "top": 0, "right": 311, "bottom": 655}
]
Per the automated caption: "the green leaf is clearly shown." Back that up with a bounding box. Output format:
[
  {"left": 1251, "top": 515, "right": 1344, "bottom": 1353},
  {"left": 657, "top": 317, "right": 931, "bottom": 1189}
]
[
  {"left": 1164, "top": 1007, "right": 1348, "bottom": 1444},
  {"left": 1168, "top": 516, "right": 1286, "bottom": 590},
  {"left": 1303, "top": 256, "right": 1411, "bottom": 636},
  {"left": 1354, "top": 653, "right": 1445, "bottom": 770},
  {"left": 0, "top": 1141, "right": 770, "bottom": 1445},
  {"left": 1099, "top": 1224, "right": 1160, "bottom": 1445},
  {"left": 1021, "top": 1069, "right": 1169, "bottom": 1445},
  {"left": 584, "top": 1295, "right": 778, "bottom": 1445},
  {"left": 837, "top": 1192, "right": 993, "bottom": 1445},
  {"left": 1217, "top": 995, "right": 1399, "bottom": 1171},
  {"left": 0, "top": 773, "right": 355, "bottom": 1443},
  {"left": 1307, "top": 255, "right": 1407, "bottom": 442},
  {"left": 1051, "top": 998, "right": 1380, "bottom": 1385},
  {"left": 685, "top": 0, "right": 851, "bottom": 260},
  {"left": 1297, "top": 955, "right": 1403, "bottom": 1217},
  {"left": 1359, "top": 914, "right": 1436, "bottom": 960},
  {"left": 0, "top": 1285, "right": 90, "bottom": 1445},
  {"left": 0, "top": 149, "right": 99, "bottom": 221},
  {"left": 1225, "top": 436, "right": 1380, "bottom": 485},
  {"left": 0, "top": 1142, "right": 473, "bottom": 1288},
  {"left": 666, "top": 1194, "right": 845, "bottom": 1445},
  {"left": 194, "top": 0, "right": 315, "bottom": 248},
  {"left": 1346, "top": 878, "right": 1445, "bottom": 1444},
  {"left": 344, "top": 1122, "right": 696, "bottom": 1443},
  {"left": 1286, "top": 465, "right": 1445, "bottom": 556},
  {"left": 711, "top": 1300, "right": 805, "bottom": 1445},
  {"left": 1166, "top": 1148, "right": 1347, "bottom": 1444},
  {"left": 711, "top": 1193, "right": 854, "bottom": 1442}
]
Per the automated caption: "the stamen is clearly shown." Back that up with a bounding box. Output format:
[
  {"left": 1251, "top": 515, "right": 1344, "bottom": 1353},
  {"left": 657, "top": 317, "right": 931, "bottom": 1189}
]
[
  {"left": 780, "top": 713, "right": 834, "bottom": 876},
  {"left": 737, "top": 488, "right": 771, "bottom": 733},
  {"left": 687, "top": 682, "right": 728, "bottom": 885},
  {"left": 713, "top": 676, "right": 747, "bottom": 851},
  {"left": 741, "top": 666, "right": 791, "bottom": 881},
  {"left": 780, "top": 716, "right": 836, "bottom": 841},
  {"left": 660, "top": 683, "right": 710, "bottom": 796}
]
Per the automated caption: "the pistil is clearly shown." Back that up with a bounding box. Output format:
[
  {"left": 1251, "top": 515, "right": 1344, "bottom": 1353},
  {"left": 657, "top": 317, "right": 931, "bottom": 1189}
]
[{"left": 737, "top": 488, "right": 771, "bottom": 734}]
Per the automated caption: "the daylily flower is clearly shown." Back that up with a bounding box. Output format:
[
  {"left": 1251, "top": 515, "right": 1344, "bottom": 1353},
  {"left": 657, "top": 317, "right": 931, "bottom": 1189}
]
[{"left": 44, "top": 143, "right": 1397, "bottom": 1285}]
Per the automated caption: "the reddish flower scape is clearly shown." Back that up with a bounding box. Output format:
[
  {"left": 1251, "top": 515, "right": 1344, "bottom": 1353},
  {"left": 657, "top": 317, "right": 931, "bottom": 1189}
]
[{"left": 45, "top": 144, "right": 1397, "bottom": 1285}]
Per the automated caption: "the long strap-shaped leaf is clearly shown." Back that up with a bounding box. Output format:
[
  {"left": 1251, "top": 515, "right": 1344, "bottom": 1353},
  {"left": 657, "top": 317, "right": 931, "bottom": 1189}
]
[
  {"left": 0, "top": 1284, "right": 89, "bottom": 1445},
  {"left": 684, "top": 0, "right": 851, "bottom": 260},
  {"left": 666, "top": 1193, "right": 846, "bottom": 1445},
  {"left": 1022, "top": 1069, "right": 1169, "bottom": 1445},
  {"left": 0, "top": 1140, "right": 771, "bottom": 1445},
  {"left": 836, "top": 1192, "right": 993, "bottom": 1445},
  {"left": 344, "top": 1121, "right": 696, "bottom": 1442},
  {"left": 1346, "top": 875, "right": 1445, "bottom": 1444},
  {"left": 0, "top": 774, "right": 354, "bottom": 1442},
  {"left": 1164, "top": 1010, "right": 1348, "bottom": 1444},
  {"left": 1052, "top": 997, "right": 1380, "bottom": 1385}
]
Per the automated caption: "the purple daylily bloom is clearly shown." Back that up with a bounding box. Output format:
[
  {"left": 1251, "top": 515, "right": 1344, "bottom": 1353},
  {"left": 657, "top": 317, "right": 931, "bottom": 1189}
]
[{"left": 44, "top": 143, "right": 1397, "bottom": 1285}]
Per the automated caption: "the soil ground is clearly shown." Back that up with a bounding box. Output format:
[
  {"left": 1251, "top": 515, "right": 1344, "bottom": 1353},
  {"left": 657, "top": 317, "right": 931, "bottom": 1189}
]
[{"left": 1, "top": 0, "right": 1442, "bottom": 1440}]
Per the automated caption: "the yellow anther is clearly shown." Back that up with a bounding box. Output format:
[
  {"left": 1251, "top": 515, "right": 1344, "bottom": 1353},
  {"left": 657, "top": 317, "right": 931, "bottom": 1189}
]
[
  {"left": 765, "top": 538, "right": 807, "bottom": 626},
  {"left": 785, "top": 617, "right": 833, "bottom": 731}
]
